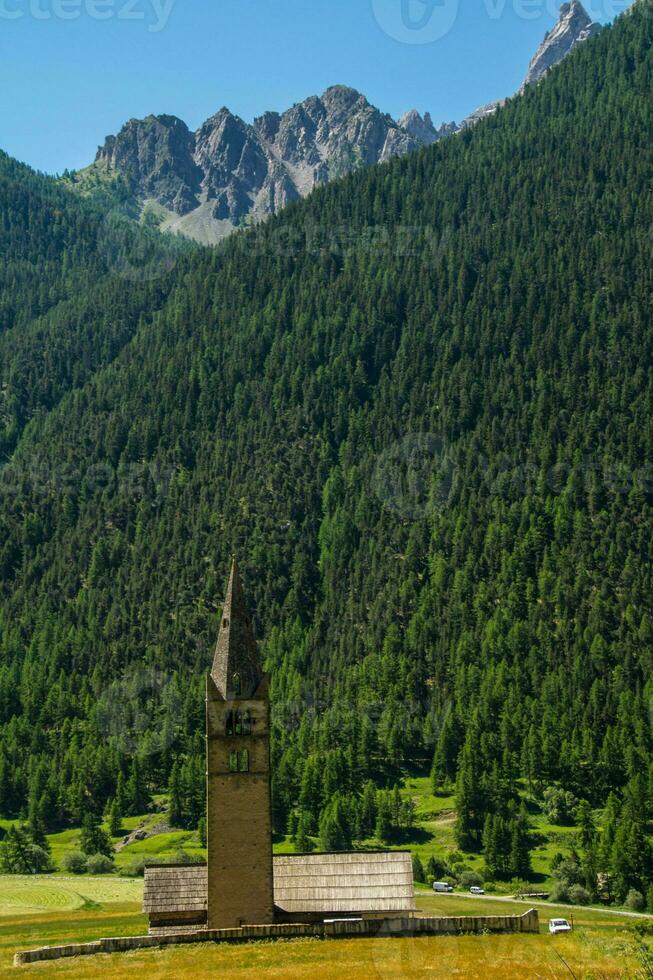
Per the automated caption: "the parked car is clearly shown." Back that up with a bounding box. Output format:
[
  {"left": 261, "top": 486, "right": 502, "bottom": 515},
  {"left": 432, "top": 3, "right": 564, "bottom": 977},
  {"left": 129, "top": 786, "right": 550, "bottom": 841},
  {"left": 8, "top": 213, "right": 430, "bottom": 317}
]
[
  {"left": 469, "top": 886, "right": 485, "bottom": 895},
  {"left": 549, "top": 918, "right": 572, "bottom": 934},
  {"left": 432, "top": 881, "right": 454, "bottom": 893}
]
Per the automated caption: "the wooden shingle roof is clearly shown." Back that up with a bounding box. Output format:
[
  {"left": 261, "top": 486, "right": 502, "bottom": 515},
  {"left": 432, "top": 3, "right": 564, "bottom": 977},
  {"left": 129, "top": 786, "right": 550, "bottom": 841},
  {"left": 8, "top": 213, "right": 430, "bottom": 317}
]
[
  {"left": 143, "top": 852, "right": 414, "bottom": 916},
  {"left": 143, "top": 864, "right": 207, "bottom": 914},
  {"left": 274, "top": 851, "right": 415, "bottom": 914}
]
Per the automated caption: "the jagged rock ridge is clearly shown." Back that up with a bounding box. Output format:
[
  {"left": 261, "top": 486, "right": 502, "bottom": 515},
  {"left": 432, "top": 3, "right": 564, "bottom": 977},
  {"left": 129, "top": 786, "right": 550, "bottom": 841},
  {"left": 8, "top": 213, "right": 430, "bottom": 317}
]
[
  {"left": 93, "top": 87, "right": 438, "bottom": 236},
  {"left": 398, "top": 109, "right": 457, "bottom": 145}
]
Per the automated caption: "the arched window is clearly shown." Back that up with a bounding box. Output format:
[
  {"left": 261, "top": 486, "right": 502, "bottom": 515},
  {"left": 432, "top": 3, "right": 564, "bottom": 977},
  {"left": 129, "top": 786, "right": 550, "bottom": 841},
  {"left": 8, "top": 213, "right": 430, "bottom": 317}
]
[
  {"left": 228, "top": 750, "right": 238, "bottom": 773},
  {"left": 226, "top": 710, "right": 234, "bottom": 736},
  {"left": 232, "top": 672, "right": 241, "bottom": 696},
  {"left": 242, "top": 710, "right": 252, "bottom": 735},
  {"left": 238, "top": 749, "right": 249, "bottom": 773}
]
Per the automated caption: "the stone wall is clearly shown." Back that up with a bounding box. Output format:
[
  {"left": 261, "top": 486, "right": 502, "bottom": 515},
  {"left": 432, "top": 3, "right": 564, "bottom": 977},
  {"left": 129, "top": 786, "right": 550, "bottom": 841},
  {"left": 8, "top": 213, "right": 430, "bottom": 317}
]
[{"left": 14, "top": 910, "right": 539, "bottom": 965}]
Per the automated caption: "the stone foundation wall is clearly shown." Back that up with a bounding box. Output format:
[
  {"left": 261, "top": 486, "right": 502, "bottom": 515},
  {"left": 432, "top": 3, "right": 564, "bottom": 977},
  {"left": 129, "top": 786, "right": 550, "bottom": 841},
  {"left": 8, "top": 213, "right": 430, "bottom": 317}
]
[{"left": 14, "top": 910, "right": 539, "bottom": 965}]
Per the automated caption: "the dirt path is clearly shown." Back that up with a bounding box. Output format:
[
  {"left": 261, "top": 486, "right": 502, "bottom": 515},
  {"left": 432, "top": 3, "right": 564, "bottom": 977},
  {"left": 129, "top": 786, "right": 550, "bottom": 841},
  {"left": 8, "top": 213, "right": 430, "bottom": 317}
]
[{"left": 416, "top": 889, "right": 652, "bottom": 919}]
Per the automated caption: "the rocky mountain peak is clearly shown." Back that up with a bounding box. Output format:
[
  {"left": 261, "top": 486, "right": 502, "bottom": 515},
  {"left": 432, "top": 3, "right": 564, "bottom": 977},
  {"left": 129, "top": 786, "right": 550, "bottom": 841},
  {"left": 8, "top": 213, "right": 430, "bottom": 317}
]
[
  {"left": 399, "top": 110, "right": 459, "bottom": 145},
  {"left": 94, "top": 114, "right": 201, "bottom": 215},
  {"left": 522, "top": 1, "right": 600, "bottom": 88},
  {"left": 399, "top": 109, "right": 438, "bottom": 144}
]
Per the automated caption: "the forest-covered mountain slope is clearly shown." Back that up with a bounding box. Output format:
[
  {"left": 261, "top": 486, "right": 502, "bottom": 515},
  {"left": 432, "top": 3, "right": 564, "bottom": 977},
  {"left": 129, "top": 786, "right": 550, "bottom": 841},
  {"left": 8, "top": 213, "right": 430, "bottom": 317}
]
[
  {"left": 0, "top": 152, "right": 187, "bottom": 459},
  {"left": 0, "top": 2, "right": 651, "bottom": 898}
]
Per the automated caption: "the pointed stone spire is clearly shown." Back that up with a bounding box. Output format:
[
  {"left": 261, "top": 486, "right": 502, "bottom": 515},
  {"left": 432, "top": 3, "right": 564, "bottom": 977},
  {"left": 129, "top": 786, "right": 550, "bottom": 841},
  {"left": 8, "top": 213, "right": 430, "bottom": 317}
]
[{"left": 210, "top": 558, "right": 262, "bottom": 700}]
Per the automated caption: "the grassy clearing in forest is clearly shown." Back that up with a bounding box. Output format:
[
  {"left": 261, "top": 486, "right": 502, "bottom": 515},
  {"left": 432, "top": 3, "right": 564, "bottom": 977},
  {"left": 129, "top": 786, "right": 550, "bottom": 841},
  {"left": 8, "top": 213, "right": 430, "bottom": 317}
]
[{"left": 1, "top": 772, "right": 607, "bottom": 888}]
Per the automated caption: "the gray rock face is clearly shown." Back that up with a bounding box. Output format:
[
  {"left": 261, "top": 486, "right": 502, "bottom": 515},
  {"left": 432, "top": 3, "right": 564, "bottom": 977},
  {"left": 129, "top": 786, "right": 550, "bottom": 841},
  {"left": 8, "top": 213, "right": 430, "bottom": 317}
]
[
  {"left": 522, "top": 1, "right": 600, "bottom": 89},
  {"left": 459, "top": 101, "right": 505, "bottom": 129},
  {"left": 95, "top": 114, "right": 202, "bottom": 215},
  {"left": 93, "top": 86, "right": 422, "bottom": 232},
  {"left": 398, "top": 110, "right": 458, "bottom": 145}
]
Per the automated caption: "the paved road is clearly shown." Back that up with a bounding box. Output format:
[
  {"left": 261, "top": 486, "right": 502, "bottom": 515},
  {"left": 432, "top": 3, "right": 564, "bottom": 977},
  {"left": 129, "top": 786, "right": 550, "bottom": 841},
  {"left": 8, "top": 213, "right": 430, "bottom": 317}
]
[{"left": 416, "top": 889, "right": 652, "bottom": 919}]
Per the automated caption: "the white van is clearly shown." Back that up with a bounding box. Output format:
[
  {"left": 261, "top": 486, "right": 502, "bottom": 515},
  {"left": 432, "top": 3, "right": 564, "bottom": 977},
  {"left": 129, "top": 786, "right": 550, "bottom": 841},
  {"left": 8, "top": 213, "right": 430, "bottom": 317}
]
[
  {"left": 432, "top": 881, "right": 454, "bottom": 893},
  {"left": 469, "top": 886, "right": 485, "bottom": 895},
  {"left": 549, "top": 918, "right": 572, "bottom": 934}
]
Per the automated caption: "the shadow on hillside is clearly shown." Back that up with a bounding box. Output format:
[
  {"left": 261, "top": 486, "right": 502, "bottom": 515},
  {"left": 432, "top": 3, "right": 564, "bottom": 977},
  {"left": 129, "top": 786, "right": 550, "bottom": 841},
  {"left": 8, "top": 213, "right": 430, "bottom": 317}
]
[{"left": 388, "top": 826, "right": 432, "bottom": 846}]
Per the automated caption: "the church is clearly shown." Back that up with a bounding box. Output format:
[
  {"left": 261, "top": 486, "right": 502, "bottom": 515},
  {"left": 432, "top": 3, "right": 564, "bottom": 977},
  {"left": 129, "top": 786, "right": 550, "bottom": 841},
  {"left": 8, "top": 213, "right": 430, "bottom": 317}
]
[{"left": 143, "top": 559, "right": 415, "bottom": 934}]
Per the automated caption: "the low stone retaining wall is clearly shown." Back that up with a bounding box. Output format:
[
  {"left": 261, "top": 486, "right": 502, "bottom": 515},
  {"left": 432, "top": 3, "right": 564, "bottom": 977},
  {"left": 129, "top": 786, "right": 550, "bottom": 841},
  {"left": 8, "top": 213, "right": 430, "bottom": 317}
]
[
  {"left": 356, "top": 908, "right": 539, "bottom": 938},
  {"left": 13, "top": 909, "right": 539, "bottom": 965}
]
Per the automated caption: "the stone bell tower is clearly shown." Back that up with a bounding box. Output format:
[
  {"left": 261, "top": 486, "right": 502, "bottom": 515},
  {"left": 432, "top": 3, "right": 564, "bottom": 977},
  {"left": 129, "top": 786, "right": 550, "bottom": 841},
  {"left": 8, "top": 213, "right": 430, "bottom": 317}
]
[{"left": 206, "top": 558, "right": 274, "bottom": 929}]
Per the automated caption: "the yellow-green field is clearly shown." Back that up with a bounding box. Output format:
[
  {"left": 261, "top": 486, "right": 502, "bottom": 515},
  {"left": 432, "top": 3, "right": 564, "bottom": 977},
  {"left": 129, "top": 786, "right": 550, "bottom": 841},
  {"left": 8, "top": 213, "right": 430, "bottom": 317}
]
[{"left": 0, "top": 876, "right": 645, "bottom": 978}]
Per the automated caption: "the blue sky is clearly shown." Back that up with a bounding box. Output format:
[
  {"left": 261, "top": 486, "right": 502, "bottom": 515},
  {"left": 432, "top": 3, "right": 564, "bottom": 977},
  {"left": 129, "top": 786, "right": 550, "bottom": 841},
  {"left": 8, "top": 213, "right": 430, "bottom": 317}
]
[{"left": 0, "top": 0, "right": 626, "bottom": 174}]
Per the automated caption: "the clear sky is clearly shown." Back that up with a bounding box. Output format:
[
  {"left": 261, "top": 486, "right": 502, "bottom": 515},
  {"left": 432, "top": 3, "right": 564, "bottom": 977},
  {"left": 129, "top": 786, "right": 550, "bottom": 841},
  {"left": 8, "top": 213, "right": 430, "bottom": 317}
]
[{"left": 0, "top": 0, "right": 626, "bottom": 175}]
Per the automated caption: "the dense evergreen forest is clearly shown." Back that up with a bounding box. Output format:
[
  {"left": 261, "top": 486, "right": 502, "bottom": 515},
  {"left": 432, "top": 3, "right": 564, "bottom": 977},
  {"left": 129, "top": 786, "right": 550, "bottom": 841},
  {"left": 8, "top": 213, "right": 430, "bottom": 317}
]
[{"left": 0, "top": 2, "right": 652, "bottom": 900}]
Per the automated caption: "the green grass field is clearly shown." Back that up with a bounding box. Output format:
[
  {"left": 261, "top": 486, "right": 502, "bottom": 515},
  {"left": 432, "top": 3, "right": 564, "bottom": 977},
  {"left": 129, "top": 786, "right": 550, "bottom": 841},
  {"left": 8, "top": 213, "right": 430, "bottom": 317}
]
[
  {"left": 0, "top": 876, "right": 142, "bottom": 917},
  {"left": 0, "top": 876, "right": 644, "bottom": 978}
]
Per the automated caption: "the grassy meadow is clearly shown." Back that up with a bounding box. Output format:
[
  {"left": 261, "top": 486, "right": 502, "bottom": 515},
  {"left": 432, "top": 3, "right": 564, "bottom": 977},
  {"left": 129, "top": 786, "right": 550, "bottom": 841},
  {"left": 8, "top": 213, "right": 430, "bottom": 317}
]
[{"left": 0, "top": 876, "right": 644, "bottom": 978}]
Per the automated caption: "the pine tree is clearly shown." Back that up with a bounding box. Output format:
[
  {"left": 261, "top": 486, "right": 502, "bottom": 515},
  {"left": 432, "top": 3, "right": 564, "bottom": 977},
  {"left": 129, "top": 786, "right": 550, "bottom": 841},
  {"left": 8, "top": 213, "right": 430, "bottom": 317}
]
[
  {"left": 295, "top": 810, "right": 314, "bottom": 852},
  {"left": 115, "top": 772, "right": 127, "bottom": 815},
  {"left": 391, "top": 785, "right": 402, "bottom": 828},
  {"left": 27, "top": 796, "right": 48, "bottom": 850},
  {"left": 455, "top": 729, "right": 485, "bottom": 850},
  {"left": 509, "top": 806, "right": 532, "bottom": 879},
  {"left": 318, "top": 796, "right": 351, "bottom": 852},
  {"left": 79, "top": 811, "right": 112, "bottom": 858},
  {"left": 108, "top": 798, "right": 122, "bottom": 838},
  {"left": 0, "top": 825, "right": 51, "bottom": 873},
  {"left": 198, "top": 816, "right": 207, "bottom": 847},
  {"left": 168, "top": 760, "right": 184, "bottom": 828},
  {"left": 612, "top": 810, "right": 650, "bottom": 901},
  {"left": 375, "top": 791, "right": 393, "bottom": 844},
  {"left": 412, "top": 853, "right": 425, "bottom": 883},
  {"left": 360, "top": 780, "right": 377, "bottom": 838},
  {"left": 483, "top": 814, "right": 500, "bottom": 879},
  {"left": 577, "top": 799, "right": 598, "bottom": 895},
  {"left": 426, "top": 854, "right": 447, "bottom": 881},
  {"left": 126, "top": 758, "right": 150, "bottom": 816}
]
